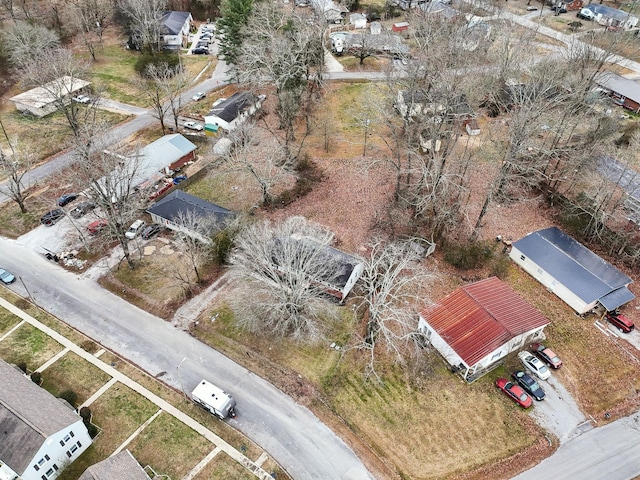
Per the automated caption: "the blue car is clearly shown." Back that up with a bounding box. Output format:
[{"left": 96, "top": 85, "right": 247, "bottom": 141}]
[{"left": 0, "top": 268, "right": 16, "bottom": 284}]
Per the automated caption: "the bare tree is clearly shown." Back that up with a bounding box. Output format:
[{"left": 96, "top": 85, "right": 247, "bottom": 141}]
[
  {"left": 66, "top": 0, "right": 113, "bottom": 60},
  {"left": 353, "top": 238, "right": 435, "bottom": 381},
  {"left": 230, "top": 216, "right": 341, "bottom": 341},
  {"left": 143, "top": 61, "right": 186, "bottom": 133},
  {"left": 0, "top": 118, "right": 36, "bottom": 213},
  {"left": 71, "top": 122, "right": 145, "bottom": 269},
  {"left": 118, "top": 0, "right": 167, "bottom": 53},
  {"left": 221, "top": 123, "right": 296, "bottom": 205},
  {"left": 2, "top": 21, "right": 60, "bottom": 70}
]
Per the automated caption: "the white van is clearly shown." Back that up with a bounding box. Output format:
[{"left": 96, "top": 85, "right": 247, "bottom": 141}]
[
  {"left": 125, "top": 219, "right": 146, "bottom": 239},
  {"left": 191, "top": 380, "right": 237, "bottom": 419},
  {"left": 577, "top": 8, "right": 595, "bottom": 20}
]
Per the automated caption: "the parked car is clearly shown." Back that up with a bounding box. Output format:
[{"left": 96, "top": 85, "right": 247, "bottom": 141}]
[
  {"left": 192, "top": 91, "right": 206, "bottom": 101},
  {"left": 192, "top": 47, "right": 208, "bottom": 55},
  {"left": 511, "top": 370, "right": 545, "bottom": 401},
  {"left": 605, "top": 311, "right": 635, "bottom": 333},
  {"left": 495, "top": 378, "right": 533, "bottom": 408},
  {"left": 69, "top": 200, "right": 96, "bottom": 218},
  {"left": 125, "top": 219, "right": 146, "bottom": 239},
  {"left": 530, "top": 343, "right": 562, "bottom": 369},
  {"left": 57, "top": 193, "right": 79, "bottom": 207},
  {"left": 518, "top": 351, "right": 551, "bottom": 380},
  {"left": 72, "top": 95, "right": 91, "bottom": 104},
  {"left": 141, "top": 224, "right": 163, "bottom": 240},
  {"left": 87, "top": 219, "right": 108, "bottom": 235},
  {"left": 201, "top": 23, "right": 215, "bottom": 32},
  {"left": 196, "top": 41, "right": 210, "bottom": 49},
  {"left": 0, "top": 268, "right": 16, "bottom": 284},
  {"left": 577, "top": 7, "right": 595, "bottom": 20},
  {"left": 40, "top": 209, "right": 65, "bottom": 226},
  {"left": 200, "top": 32, "right": 213, "bottom": 40},
  {"left": 184, "top": 121, "right": 204, "bottom": 131}
]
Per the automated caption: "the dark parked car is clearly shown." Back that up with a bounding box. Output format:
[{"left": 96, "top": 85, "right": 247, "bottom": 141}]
[
  {"left": 192, "top": 47, "right": 208, "bottom": 55},
  {"left": 530, "top": 343, "right": 562, "bottom": 369},
  {"left": 495, "top": 377, "right": 532, "bottom": 408},
  {"left": 87, "top": 219, "right": 108, "bottom": 235},
  {"left": 605, "top": 311, "right": 635, "bottom": 333},
  {"left": 141, "top": 224, "right": 163, "bottom": 240},
  {"left": 69, "top": 201, "right": 96, "bottom": 218},
  {"left": 41, "top": 209, "right": 65, "bottom": 226},
  {"left": 511, "top": 370, "right": 545, "bottom": 401},
  {"left": 0, "top": 268, "right": 16, "bottom": 284},
  {"left": 57, "top": 193, "right": 79, "bottom": 207}
]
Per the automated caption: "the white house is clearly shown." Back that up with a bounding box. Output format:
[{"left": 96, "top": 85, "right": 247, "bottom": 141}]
[
  {"left": 0, "top": 359, "right": 92, "bottom": 480},
  {"left": 509, "top": 227, "right": 635, "bottom": 314},
  {"left": 9, "top": 76, "right": 91, "bottom": 117},
  {"left": 146, "top": 190, "right": 235, "bottom": 244},
  {"left": 349, "top": 13, "right": 367, "bottom": 29},
  {"left": 418, "top": 277, "right": 549, "bottom": 382},
  {"left": 204, "top": 92, "right": 266, "bottom": 132},
  {"left": 161, "top": 11, "right": 193, "bottom": 49},
  {"left": 584, "top": 4, "right": 638, "bottom": 30}
]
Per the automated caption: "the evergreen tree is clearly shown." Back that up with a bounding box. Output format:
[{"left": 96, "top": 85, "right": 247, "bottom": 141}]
[{"left": 217, "top": 0, "right": 254, "bottom": 68}]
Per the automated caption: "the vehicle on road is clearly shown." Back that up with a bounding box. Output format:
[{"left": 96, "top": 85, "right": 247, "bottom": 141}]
[
  {"left": 191, "top": 379, "right": 237, "bottom": 419},
  {"left": 72, "top": 95, "right": 91, "bottom": 104},
  {"left": 0, "top": 268, "right": 16, "bottom": 284},
  {"left": 57, "top": 193, "right": 79, "bottom": 207},
  {"left": 69, "top": 200, "right": 96, "bottom": 218},
  {"left": 125, "top": 219, "right": 146, "bottom": 239},
  {"left": 40, "top": 209, "right": 65, "bottom": 226},
  {"left": 192, "top": 91, "right": 206, "bottom": 101},
  {"left": 141, "top": 224, "right": 162, "bottom": 239},
  {"left": 184, "top": 121, "right": 204, "bottom": 131},
  {"left": 87, "top": 219, "right": 108, "bottom": 235},
  {"left": 511, "top": 370, "right": 545, "bottom": 401},
  {"left": 192, "top": 47, "right": 208, "bottom": 55},
  {"left": 530, "top": 343, "right": 562, "bottom": 369},
  {"left": 496, "top": 377, "right": 532, "bottom": 408},
  {"left": 605, "top": 311, "right": 635, "bottom": 333},
  {"left": 519, "top": 351, "right": 551, "bottom": 380}
]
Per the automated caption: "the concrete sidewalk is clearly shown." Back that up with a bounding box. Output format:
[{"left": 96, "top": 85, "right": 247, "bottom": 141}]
[{"left": 0, "top": 296, "right": 274, "bottom": 480}]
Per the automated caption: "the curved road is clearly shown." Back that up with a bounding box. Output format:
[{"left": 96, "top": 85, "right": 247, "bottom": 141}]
[{"left": 0, "top": 239, "right": 373, "bottom": 480}]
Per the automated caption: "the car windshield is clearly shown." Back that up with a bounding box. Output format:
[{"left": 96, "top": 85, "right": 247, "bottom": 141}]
[
  {"left": 519, "top": 393, "right": 528, "bottom": 401},
  {"left": 530, "top": 381, "right": 540, "bottom": 391}
]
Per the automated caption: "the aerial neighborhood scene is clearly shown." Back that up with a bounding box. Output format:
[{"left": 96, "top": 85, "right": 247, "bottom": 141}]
[{"left": 2, "top": 0, "right": 640, "bottom": 477}]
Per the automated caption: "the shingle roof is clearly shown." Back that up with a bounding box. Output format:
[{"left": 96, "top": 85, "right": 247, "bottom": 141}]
[
  {"left": 147, "top": 190, "right": 234, "bottom": 225},
  {"left": 161, "top": 11, "right": 191, "bottom": 35},
  {"left": 594, "top": 72, "right": 640, "bottom": 106},
  {"left": 586, "top": 3, "right": 633, "bottom": 22},
  {"left": 79, "top": 450, "right": 151, "bottom": 480},
  {"left": 420, "top": 277, "right": 549, "bottom": 367},
  {"left": 512, "top": 227, "right": 634, "bottom": 309},
  {"left": 0, "top": 359, "right": 82, "bottom": 474},
  {"left": 207, "top": 92, "right": 257, "bottom": 123}
]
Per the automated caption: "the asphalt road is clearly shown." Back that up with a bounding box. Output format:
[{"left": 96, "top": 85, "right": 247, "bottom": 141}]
[
  {"left": 513, "top": 411, "right": 640, "bottom": 480},
  {"left": 0, "top": 239, "right": 373, "bottom": 480}
]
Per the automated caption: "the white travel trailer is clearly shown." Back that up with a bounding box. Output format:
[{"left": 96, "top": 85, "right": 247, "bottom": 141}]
[{"left": 191, "top": 380, "right": 237, "bottom": 419}]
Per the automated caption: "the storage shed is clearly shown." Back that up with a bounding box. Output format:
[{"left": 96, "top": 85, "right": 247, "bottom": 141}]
[
  {"left": 509, "top": 227, "right": 635, "bottom": 314},
  {"left": 418, "top": 277, "right": 549, "bottom": 382}
]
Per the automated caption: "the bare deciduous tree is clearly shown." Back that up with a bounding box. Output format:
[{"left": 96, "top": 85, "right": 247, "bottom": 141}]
[
  {"left": 353, "top": 238, "right": 435, "bottom": 381},
  {"left": 2, "top": 21, "right": 60, "bottom": 70},
  {"left": 0, "top": 118, "right": 36, "bottom": 213},
  {"left": 118, "top": 0, "right": 166, "bottom": 53},
  {"left": 143, "top": 61, "right": 187, "bottom": 134},
  {"left": 66, "top": 0, "right": 113, "bottom": 60},
  {"left": 230, "top": 216, "right": 341, "bottom": 341}
]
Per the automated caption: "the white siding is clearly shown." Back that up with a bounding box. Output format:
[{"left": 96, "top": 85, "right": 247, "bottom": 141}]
[
  {"left": 341, "top": 262, "right": 364, "bottom": 300},
  {"left": 509, "top": 246, "right": 590, "bottom": 314},
  {"left": 22, "top": 421, "right": 91, "bottom": 480},
  {"left": 417, "top": 317, "right": 466, "bottom": 369}
]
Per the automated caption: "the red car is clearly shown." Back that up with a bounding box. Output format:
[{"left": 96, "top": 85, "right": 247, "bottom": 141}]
[
  {"left": 87, "top": 219, "right": 108, "bottom": 235},
  {"left": 530, "top": 343, "right": 562, "bottom": 369},
  {"left": 605, "top": 311, "right": 635, "bottom": 333},
  {"left": 496, "top": 378, "right": 532, "bottom": 408}
]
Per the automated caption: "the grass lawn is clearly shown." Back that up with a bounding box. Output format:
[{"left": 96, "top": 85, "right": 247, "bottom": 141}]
[
  {"left": 193, "top": 451, "right": 263, "bottom": 480},
  {"left": 40, "top": 351, "right": 112, "bottom": 407},
  {"left": 128, "top": 411, "right": 212, "bottom": 480},
  {"left": 90, "top": 44, "right": 148, "bottom": 107},
  {"left": 0, "top": 321, "right": 64, "bottom": 372},
  {"left": 0, "top": 304, "right": 21, "bottom": 336}
]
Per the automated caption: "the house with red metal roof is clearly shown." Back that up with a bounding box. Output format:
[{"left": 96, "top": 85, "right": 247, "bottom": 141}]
[{"left": 417, "top": 277, "right": 550, "bottom": 382}]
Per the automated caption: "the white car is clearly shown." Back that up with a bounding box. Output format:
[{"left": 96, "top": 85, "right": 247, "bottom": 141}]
[
  {"left": 184, "top": 121, "right": 204, "bottom": 131},
  {"left": 125, "top": 219, "right": 146, "bottom": 240},
  {"left": 72, "top": 95, "right": 91, "bottom": 104},
  {"left": 192, "top": 91, "right": 206, "bottom": 101},
  {"left": 518, "top": 351, "right": 551, "bottom": 381}
]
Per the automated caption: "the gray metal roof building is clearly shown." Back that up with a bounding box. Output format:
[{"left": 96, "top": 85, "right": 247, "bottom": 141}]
[
  {"left": 510, "top": 227, "right": 634, "bottom": 314},
  {"left": 79, "top": 450, "right": 151, "bottom": 480}
]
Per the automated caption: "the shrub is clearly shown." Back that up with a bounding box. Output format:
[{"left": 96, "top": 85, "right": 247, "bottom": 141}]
[
  {"left": 59, "top": 390, "right": 79, "bottom": 407},
  {"left": 86, "top": 423, "right": 99, "bottom": 439},
  {"left": 79, "top": 406, "right": 92, "bottom": 421},
  {"left": 30, "top": 371, "right": 42, "bottom": 385},
  {"left": 17, "top": 362, "right": 27, "bottom": 373},
  {"left": 134, "top": 52, "right": 181, "bottom": 77},
  {"left": 444, "top": 241, "right": 495, "bottom": 270}
]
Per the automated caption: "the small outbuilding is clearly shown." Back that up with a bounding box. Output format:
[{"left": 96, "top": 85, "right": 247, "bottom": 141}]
[
  {"left": 9, "top": 76, "right": 90, "bottom": 117},
  {"left": 509, "top": 226, "right": 635, "bottom": 314},
  {"left": 79, "top": 450, "right": 150, "bottom": 480},
  {"left": 418, "top": 277, "right": 549, "bottom": 382},
  {"left": 350, "top": 13, "right": 367, "bottom": 29}
]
